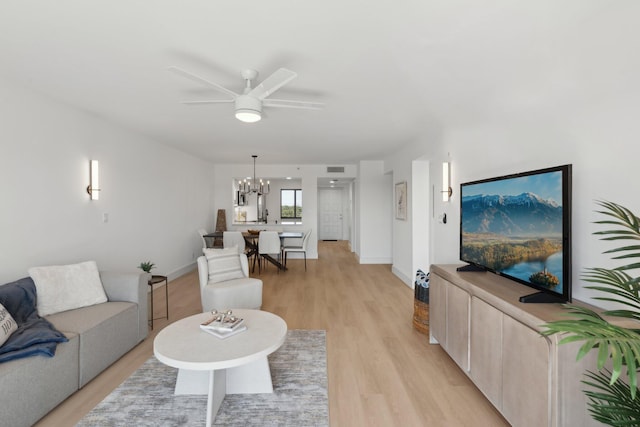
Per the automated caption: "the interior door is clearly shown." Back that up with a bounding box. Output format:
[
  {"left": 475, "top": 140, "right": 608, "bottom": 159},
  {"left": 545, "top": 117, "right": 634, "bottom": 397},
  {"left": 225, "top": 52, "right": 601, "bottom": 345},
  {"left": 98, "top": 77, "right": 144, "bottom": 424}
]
[{"left": 319, "top": 188, "right": 343, "bottom": 240}]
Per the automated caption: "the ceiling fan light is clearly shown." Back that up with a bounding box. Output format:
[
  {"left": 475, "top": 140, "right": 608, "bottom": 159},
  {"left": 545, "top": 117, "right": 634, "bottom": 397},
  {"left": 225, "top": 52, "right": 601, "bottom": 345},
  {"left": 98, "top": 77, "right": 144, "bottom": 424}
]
[
  {"left": 235, "top": 109, "right": 261, "bottom": 123},
  {"left": 235, "top": 95, "right": 262, "bottom": 123}
]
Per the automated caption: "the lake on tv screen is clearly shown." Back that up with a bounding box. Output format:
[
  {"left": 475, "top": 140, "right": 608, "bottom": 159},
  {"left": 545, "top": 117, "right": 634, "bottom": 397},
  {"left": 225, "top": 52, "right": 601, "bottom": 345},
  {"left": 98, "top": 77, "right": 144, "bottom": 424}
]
[
  {"left": 500, "top": 251, "right": 563, "bottom": 294},
  {"left": 461, "top": 234, "right": 564, "bottom": 294}
]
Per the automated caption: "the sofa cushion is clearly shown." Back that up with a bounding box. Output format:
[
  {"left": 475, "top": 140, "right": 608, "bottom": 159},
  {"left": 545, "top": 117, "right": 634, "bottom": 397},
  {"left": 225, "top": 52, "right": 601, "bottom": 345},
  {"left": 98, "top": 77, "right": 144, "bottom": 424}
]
[
  {"left": 0, "top": 303, "right": 18, "bottom": 346},
  {"left": 47, "top": 301, "right": 139, "bottom": 387},
  {"left": 29, "top": 260, "right": 107, "bottom": 316},
  {"left": 0, "top": 277, "right": 68, "bottom": 363},
  {"left": 204, "top": 247, "right": 245, "bottom": 283}
]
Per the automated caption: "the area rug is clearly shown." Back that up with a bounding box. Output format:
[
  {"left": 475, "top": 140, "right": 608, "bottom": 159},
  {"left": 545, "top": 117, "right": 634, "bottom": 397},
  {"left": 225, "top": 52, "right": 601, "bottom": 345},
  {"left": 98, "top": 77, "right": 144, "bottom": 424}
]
[{"left": 77, "top": 330, "right": 327, "bottom": 427}]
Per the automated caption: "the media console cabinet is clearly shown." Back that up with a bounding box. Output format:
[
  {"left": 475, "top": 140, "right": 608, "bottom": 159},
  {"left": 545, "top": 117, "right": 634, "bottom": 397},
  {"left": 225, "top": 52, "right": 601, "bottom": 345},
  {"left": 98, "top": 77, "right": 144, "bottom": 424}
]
[{"left": 429, "top": 264, "right": 602, "bottom": 427}]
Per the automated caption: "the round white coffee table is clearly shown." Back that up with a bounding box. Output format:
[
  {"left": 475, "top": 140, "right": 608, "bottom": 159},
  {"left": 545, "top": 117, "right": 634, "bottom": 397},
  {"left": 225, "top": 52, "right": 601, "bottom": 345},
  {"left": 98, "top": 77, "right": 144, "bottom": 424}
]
[{"left": 153, "top": 309, "right": 287, "bottom": 427}]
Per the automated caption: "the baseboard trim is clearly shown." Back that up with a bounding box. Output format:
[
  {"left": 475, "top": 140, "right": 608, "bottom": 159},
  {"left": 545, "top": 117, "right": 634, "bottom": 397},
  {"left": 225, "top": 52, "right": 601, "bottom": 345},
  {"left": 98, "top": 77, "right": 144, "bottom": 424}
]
[
  {"left": 358, "top": 257, "right": 392, "bottom": 264},
  {"left": 167, "top": 261, "right": 197, "bottom": 282},
  {"left": 391, "top": 266, "right": 413, "bottom": 288}
]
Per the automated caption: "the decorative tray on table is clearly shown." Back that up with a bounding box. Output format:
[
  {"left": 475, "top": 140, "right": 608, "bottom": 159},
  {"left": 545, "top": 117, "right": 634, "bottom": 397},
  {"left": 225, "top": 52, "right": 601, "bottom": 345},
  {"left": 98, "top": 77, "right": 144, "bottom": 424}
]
[{"left": 200, "top": 310, "right": 246, "bottom": 339}]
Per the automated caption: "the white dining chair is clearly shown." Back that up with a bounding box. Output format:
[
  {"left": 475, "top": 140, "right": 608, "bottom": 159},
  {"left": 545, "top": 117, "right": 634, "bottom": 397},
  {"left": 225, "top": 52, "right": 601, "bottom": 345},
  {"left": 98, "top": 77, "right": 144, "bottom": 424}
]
[
  {"left": 283, "top": 229, "right": 311, "bottom": 271},
  {"left": 257, "top": 231, "right": 282, "bottom": 273},
  {"left": 197, "top": 228, "right": 210, "bottom": 251},
  {"left": 223, "top": 231, "right": 246, "bottom": 254}
]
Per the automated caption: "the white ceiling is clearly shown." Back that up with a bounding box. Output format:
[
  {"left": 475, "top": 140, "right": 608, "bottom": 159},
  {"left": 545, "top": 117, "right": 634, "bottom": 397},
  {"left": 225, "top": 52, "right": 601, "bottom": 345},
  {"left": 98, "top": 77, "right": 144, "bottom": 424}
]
[{"left": 1, "top": 1, "right": 635, "bottom": 164}]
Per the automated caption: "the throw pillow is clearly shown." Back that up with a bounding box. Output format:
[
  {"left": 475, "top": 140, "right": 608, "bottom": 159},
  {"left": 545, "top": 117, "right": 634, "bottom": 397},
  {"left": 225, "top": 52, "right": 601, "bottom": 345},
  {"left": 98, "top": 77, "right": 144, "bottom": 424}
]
[
  {"left": 29, "top": 260, "right": 108, "bottom": 317},
  {"left": 204, "top": 247, "right": 245, "bottom": 283},
  {"left": 0, "top": 303, "right": 17, "bottom": 347}
]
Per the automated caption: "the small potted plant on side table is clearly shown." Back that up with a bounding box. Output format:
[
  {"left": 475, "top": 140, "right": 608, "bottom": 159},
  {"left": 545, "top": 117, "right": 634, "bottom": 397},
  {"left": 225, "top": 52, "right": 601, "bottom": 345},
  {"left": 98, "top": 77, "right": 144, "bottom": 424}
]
[
  {"left": 138, "top": 261, "right": 168, "bottom": 328},
  {"left": 138, "top": 261, "right": 155, "bottom": 274}
]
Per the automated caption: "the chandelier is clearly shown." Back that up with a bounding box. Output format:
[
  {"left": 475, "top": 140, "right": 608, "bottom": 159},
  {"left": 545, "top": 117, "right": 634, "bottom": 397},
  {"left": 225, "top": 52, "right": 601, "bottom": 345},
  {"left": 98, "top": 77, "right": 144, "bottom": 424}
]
[{"left": 239, "top": 155, "right": 270, "bottom": 196}]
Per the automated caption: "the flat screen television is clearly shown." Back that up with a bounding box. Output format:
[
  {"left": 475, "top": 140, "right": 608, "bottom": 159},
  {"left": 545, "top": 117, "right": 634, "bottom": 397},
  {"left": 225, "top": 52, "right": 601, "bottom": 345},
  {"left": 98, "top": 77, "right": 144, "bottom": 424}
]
[{"left": 459, "top": 164, "right": 572, "bottom": 303}]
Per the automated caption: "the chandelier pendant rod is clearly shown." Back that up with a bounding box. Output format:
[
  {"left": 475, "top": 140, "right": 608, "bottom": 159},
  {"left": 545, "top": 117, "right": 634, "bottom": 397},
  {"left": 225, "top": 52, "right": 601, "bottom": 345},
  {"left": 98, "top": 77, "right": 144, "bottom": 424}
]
[{"left": 239, "top": 155, "right": 269, "bottom": 196}]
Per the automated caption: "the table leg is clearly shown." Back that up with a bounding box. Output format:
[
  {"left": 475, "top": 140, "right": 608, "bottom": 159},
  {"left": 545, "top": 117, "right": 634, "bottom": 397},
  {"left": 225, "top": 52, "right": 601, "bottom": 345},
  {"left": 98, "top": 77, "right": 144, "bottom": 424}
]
[
  {"left": 149, "top": 284, "right": 154, "bottom": 329},
  {"left": 261, "top": 253, "right": 286, "bottom": 271},
  {"left": 164, "top": 277, "right": 169, "bottom": 320},
  {"left": 175, "top": 369, "right": 226, "bottom": 426},
  {"left": 206, "top": 370, "right": 214, "bottom": 427},
  {"left": 226, "top": 357, "right": 273, "bottom": 393}
]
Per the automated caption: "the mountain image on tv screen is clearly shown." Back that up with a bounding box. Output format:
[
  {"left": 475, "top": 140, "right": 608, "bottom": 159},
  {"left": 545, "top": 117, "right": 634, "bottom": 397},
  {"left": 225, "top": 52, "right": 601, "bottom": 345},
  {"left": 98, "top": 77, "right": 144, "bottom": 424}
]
[{"left": 461, "top": 170, "right": 564, "bottom": 293}]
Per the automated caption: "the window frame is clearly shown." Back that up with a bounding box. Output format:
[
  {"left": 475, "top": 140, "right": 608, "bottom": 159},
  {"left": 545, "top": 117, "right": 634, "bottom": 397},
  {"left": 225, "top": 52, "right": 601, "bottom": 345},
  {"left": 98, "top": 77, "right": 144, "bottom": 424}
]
[{"left": 280, "top": 188, "right": 302, "bottom": 220}]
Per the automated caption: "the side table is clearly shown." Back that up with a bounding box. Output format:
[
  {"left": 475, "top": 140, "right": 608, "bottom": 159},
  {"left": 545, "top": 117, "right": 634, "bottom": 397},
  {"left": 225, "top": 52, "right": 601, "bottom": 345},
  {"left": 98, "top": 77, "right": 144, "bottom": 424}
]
[{"left": 148, "top": 275, "right": 169, "bottom": 329}]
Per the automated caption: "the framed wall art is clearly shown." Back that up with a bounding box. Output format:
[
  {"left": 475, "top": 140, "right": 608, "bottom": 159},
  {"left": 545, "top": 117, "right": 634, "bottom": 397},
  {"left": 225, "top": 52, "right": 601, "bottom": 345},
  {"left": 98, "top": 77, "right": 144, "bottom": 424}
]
[{"left": 395, "top": 181, "right": 407, "bottom": 220}]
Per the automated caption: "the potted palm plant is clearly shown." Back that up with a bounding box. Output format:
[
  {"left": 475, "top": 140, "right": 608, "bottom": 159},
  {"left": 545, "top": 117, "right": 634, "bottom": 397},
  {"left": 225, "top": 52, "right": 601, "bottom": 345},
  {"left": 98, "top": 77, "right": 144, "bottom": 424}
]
[{"left": 542, "top": 201, "right": 640, "bottom": 425}]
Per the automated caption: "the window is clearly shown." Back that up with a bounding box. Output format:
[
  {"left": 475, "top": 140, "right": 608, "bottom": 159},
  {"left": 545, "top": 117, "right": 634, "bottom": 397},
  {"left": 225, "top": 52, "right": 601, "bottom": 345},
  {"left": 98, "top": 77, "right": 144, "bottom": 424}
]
[{"left": 281, "top": 189, "right": 302, "bottom": 220}]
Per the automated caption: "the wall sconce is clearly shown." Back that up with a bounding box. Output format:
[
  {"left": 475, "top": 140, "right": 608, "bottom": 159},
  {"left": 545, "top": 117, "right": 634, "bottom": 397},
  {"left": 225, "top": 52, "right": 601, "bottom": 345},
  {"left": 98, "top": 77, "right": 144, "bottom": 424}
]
[
  {"left": 87, "top": 160, "right": 100, "bottom": 200},
  {"left": 442, "top": 161, "right": 452, "bottom": 202}
]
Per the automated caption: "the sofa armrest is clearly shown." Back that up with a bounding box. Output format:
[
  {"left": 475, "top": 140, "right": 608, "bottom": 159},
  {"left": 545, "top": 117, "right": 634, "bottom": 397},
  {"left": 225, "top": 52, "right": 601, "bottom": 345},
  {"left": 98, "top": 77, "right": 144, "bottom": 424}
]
[
  {"left": 100, "top": 271, "right": 149, "bottom": 341},
  {"left": 100, "top": 271, "right": 148, "bottom": 302}
]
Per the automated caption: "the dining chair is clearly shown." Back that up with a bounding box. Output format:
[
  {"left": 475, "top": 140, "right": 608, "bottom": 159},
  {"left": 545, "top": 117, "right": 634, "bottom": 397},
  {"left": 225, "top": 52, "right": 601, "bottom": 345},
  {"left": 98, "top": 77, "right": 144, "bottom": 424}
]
[
  {"left": 283, "top": 229, "right": 312, "bottom": 271},
  {"left": 257, "top": 231, "right": 282, "bottom": 273},
  {"left": 223, "top": 231, "right": 246, "bottom": 254},
  {"left": 197, "top": 228, "right": 210, "bottom": 251}
]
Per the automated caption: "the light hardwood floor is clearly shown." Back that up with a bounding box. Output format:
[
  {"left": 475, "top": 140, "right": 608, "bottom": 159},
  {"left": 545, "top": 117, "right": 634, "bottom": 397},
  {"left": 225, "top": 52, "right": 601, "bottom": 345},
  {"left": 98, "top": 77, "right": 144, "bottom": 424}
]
[{"left": 36, "top": 241, "right": 508, "bottom": 427}]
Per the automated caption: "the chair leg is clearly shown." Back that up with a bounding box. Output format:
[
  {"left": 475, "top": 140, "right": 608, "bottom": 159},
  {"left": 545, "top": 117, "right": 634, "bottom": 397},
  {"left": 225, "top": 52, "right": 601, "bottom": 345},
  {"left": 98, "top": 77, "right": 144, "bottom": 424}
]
[{"left": 304, "top": 252, "right": 307, "bottom": 271}]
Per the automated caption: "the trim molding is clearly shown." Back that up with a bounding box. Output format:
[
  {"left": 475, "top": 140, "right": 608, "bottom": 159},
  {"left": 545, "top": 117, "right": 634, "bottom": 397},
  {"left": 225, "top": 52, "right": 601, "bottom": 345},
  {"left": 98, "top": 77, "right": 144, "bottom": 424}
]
[{"left": 391, "top": 266, "right": 412, "bottom": 288}]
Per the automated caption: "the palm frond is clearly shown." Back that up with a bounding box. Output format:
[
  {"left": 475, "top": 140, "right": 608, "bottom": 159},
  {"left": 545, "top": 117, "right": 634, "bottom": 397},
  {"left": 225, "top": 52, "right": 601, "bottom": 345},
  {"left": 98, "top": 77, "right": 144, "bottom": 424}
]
[
  {"left": 542, "top": 296, "right": 640, "bottom": 398},
  {"left": 582, "top": 268, "right": 640, "bottom": 312},
  {"left": 543, "top": 201, "right": 640, "bottom": 424},
  {"left": 604, "top": 245, "right": 640, "bottom": 255},
  {"left": 582, "top": 369, "right": 640, "bottom": 426}
]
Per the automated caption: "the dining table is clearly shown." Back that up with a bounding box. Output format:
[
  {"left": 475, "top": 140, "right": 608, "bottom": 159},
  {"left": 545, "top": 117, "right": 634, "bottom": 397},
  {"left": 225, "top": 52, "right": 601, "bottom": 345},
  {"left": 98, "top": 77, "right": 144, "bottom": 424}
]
[{"left": 203, "top": 231, "right": 303, "bottom": 271}]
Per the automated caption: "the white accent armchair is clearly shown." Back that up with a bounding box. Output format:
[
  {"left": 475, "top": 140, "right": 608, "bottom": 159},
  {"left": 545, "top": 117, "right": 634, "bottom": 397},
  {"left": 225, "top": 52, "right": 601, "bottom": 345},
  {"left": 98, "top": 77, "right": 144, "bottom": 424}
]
[{"left": 197, "top": 248, "right": 262, "bottom": 312}]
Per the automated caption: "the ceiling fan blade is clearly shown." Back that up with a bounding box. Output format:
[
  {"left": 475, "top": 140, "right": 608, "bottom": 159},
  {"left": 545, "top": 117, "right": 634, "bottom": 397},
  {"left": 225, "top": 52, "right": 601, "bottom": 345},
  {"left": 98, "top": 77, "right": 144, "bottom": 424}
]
[
  {"left": 168, "top": 66, "right": 238, "bottom": 99},
  {"left": 263, "top": 99, "right": 325, "bottom": 110},
  {"left": 180, "top": 100, "right": 234, "bottom": 105},
  {"left": 248, "top": 68, "right": 297, "bottom": 100}
]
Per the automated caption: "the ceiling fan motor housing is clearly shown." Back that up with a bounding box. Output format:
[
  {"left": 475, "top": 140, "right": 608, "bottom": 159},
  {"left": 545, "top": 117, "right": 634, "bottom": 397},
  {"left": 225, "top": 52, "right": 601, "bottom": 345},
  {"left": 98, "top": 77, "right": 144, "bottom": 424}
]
[
  {"left": 235, "top": 95, "right": 262, "bottom": 122},
  {"left": 236, "top": 95, "right": 262, "bottom": 113}
]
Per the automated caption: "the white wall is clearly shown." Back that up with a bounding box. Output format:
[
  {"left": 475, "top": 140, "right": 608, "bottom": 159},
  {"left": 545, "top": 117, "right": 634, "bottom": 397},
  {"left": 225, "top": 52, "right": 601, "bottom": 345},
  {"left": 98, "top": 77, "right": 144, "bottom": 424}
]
[
  {"left": 431, "top": 124, "right": 640, "bottom": 305},
  {"left": 411, "top": 160, "right": 430, "bottom": 284},
  {"left": 383, "top": 141, "right": 434, "bottom": 286},
  {"left": 378, "top": 3, "right": 640, "bottom": 307},
  {"left": 0, "top": 78, "right": 214, "bottom": 283},
  {"left": 383, "top": 103, "right": 640, "bottom": 307},
  {"left": 356, "top": 160, "right": 393, "bottom": 264}
]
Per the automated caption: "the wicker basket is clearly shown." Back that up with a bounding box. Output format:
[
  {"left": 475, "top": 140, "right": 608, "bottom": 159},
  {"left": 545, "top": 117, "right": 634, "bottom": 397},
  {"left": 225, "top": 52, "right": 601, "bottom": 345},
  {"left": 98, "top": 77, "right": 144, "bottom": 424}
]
[{"left": 412, "top": 299, "right": 429, "bottom": 335}]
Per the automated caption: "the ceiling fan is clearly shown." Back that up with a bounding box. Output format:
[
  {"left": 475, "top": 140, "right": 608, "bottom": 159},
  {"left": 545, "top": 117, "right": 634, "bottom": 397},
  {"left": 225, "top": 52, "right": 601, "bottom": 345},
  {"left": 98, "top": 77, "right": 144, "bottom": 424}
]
[{"left": 168, "top": 66, "right": 324, "bottom": 123}]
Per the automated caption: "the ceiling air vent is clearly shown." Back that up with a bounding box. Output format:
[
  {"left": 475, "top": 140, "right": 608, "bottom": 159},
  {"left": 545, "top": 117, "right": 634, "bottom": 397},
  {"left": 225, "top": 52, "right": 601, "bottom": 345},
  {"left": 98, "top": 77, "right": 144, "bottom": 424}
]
[{"left": 326, "top": 166, "right": 345, "bottom": 173}]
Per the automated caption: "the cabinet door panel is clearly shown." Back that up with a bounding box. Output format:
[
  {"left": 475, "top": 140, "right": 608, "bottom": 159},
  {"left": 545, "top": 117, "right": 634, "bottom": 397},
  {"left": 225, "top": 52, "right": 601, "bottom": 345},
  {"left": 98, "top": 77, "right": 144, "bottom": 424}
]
[
  {"left": 470, "top": 297, "right": 502, "bottom": 409},
  {"left": 502, "top": 315, "right": 551, "bottom": 427},
  {"left": 429, "top": 274, "right": 447, "bottom": 346},
  {"left": 446, "top": 283, "right": 470, "bottom": 371}
]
